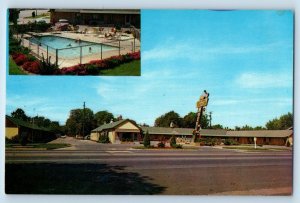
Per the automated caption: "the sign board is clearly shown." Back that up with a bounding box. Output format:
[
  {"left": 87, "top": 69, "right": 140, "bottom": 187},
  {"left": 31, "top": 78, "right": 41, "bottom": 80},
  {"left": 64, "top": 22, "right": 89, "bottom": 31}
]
[{"left": 196, "top": 98, "right": 208, "bottom": 108}]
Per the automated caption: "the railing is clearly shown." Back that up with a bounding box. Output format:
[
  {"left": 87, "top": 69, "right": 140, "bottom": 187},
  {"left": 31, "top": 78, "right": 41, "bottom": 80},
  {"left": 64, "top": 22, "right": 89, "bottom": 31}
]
[{"left": 20, "top": 36, "right": 140, "bottom": 68}]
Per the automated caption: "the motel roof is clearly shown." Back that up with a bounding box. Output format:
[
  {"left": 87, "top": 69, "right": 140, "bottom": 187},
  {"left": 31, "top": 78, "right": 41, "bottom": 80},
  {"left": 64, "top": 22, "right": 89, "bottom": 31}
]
[
  {"left": 91, "top": 119, "right": 140, "bottom": 132},
  {"left": 52, "top": 9, "right": 140, "bottom": 15},
  {"left": 140, "top": 127, "right": 227, "bottom": 137},
  {"left": 226, "top": 130, "right": 292, "bottom": 138},
  {"left": 91, "top": 120, "right": 293, "bottom": 138},
  {"left": 6, "top": 115, "right": 52, "bottom": 132}
]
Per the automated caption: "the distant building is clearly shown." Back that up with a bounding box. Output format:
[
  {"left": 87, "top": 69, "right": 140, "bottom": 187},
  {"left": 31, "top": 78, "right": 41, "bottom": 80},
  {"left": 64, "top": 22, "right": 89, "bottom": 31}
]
[
  {"left": 5, "top": 115, "right": 57, "bottom": 143},
  {"left": 91, "top": 120, "right": 293, "bottom": 146},
  {"left": 50, "top": 9, "right": 140, "bottom": 28},
  {"left": 91, "top": 119, "right": 142, "bottom": 144}
]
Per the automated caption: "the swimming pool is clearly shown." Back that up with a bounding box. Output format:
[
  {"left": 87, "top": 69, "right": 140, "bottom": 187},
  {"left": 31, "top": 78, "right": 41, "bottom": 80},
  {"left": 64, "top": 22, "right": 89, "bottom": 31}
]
[{"left": 29, "top": 36, "right": 118, "bottom": 58}]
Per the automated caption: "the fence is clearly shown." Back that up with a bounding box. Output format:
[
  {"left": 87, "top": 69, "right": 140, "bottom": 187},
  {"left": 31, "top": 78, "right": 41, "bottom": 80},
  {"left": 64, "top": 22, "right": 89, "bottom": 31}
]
[{"left": 20, "top": 36, "right": 140, "bottom": 68}]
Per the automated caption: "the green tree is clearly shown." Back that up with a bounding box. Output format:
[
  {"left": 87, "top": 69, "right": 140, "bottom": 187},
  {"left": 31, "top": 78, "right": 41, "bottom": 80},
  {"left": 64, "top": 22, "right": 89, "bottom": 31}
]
[
  {"left": 65, "top": 108, "right": 95, "bottom": 136},
  {"left": 170, "top": 135, "right": 176, "bottom": 148},
  {"left": 253, "top": 126, "right": 266, "bottom": 130},
  {"left": 49, "top": 121, "right": 62, "bottom": 132},
  {"left": 11, "top": 108, "right": 29, "bottom": 121},
  {"left": 143, "top": 130, "right": 150, "bottom": 148},
  {"left": 9, "top": 9, "right": 20, "bottom": 25},
  {"left": 154, "top": 111, "right": 183, "bottom": 127},
  {"left": 266, "top": 112, "right": 293, "bottom": 130},
  {"left": 94, "top": 110, "right": 115, "bottom": 126},
  {"left": 182, "top": 112, "right": 209, "bottom": 129},
  {"left": 32, "top": 116, "right": 51, "bottom": 127},
  {"left": 210, "top": 124, "right": 224, "bottom": 129}
]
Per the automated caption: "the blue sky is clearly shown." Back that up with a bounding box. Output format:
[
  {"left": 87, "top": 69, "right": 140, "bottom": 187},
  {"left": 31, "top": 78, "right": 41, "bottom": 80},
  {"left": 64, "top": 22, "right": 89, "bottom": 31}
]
[{"left": 6, "top": 10, "right": 294, "bottom": 128}]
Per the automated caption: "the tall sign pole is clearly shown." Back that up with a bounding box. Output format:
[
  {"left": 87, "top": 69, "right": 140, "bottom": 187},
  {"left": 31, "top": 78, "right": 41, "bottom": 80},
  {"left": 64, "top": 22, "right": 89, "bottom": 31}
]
[
  {"left": 83, "top": 102, "right": 85, "bottom": 138},
  {"left": 193, "top": 90, "right": 209, "bottom": 143}
]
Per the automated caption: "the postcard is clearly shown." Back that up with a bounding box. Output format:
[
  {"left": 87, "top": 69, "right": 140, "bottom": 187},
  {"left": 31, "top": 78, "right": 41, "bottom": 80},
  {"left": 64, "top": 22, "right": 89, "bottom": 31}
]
[{"left": 5, "top": 9, "right": 293, "bottom": 195}]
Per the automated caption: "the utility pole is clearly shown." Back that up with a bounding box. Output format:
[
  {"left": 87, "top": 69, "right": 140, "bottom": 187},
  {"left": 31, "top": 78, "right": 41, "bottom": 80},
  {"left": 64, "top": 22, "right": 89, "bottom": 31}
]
[
  {"left": 82, "top": 102, "right": 85, "bottom": 138},
  {"left": 209, "top": 111, "right": 212, "bottom": 128}
]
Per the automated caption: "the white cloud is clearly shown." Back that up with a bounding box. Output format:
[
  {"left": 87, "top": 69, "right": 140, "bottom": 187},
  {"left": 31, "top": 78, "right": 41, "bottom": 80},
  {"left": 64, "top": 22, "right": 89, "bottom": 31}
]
[
  {"left": 143, "top": 41, "right": 284, "bottom": 62},
  {"left": 235, "top": 72, "right": 292, "bottom": 88},
  {"left": 213, "top": 98, "right": 292, "bottom": 106}
]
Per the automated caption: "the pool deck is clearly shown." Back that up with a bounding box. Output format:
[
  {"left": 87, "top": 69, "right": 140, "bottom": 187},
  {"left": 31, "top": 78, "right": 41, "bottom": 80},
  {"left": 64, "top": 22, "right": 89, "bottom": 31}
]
[{"left": 17, "top": 31, "right": 140, "bottom": 68}]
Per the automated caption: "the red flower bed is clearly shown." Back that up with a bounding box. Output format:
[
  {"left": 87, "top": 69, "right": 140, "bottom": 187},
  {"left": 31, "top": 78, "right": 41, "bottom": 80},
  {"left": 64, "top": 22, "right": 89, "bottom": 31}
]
[
  {"left": 22, "top": 61, "right": 41, "bottom": 74},
  {"left": 11, "top": 51, "right": 140, "bottom": 75},
  {"left": 13, "top": 54, "right": 28, "bottom": 66},
  {"left": 60, "top": 65, "right": 87, "bottom": 75}
]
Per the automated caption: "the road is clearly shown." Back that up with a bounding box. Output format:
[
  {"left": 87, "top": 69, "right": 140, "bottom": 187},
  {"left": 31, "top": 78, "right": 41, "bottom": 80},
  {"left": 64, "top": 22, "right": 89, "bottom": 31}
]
[{"left": 5, "top": 138, "right": 293, "bottom": 195}]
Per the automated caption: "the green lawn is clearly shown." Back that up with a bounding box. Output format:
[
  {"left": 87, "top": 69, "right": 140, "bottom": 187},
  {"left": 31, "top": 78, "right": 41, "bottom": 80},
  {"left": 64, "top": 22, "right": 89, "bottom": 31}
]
[
  {"left": 100, "top": 60, "right": 140, "bottom": 76},
  {"left": 6, "top": 143, "right": 71, "bottom": 150},
  {"left": 9, "top": 57, "right": 27, "bottom": 75}
]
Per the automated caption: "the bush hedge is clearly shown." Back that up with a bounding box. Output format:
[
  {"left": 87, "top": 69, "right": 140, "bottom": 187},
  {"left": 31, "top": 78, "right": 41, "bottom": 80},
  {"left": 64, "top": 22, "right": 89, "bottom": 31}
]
[
  {"left": 98, "top": 134, "right": 110, "bottom": 143},
  {"left": 224, "top": 138, "right": 239, "bottom": 146},
  {"left": 11, "top": 50, "right": 140, "bottom": 75}
]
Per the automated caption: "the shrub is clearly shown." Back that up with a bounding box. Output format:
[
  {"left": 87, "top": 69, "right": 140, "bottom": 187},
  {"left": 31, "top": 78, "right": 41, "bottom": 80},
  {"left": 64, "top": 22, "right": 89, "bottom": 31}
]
[
  {"left": 14, "top": 54, "right": 28, "bottom": 66},
  {"left": 27, "top": 55, "right": 37, "bottom": 62},
  {"left": 170, "top": 135, "right": 177, "bottom": 148},
  {"left": 175, "top": 144, "right": 183, "bottom": 149},
  {"left": 99, "top": 134, "right": 110, "bottom": 143},
  {"left": 22, "top": 61, "right": 40, "bottom": 74},
  {"left": 86, "top": 64, "right": 100, "bottom": 75},
  {"left": 143, "top": 130, "right": 150, "bottom": 148},
  {"left": 224, "top": 138, "right": 239, "bottom": 146},
  {"left": 60, "top": 65, "right": 87, "bottom": 75},
  {"left": 207, "top": 138, "right": 217, "bottom": 146},
  {"left": 157, "top": 142, "right": 165, "bottom": 148},
  {"left": 39, "top": 56, "right": 59, "bottom": 75}
]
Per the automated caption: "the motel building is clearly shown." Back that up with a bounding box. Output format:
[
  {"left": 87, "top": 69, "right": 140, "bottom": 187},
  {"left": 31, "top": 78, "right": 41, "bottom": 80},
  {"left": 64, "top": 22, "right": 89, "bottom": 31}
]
[
  {"left": 50, "top": 9, "right": 141, "bottom": 28},
  {"left": 5, "top": 115, "right": 57, "bottom": 143},
  {"left": 90, "top": 119, "right": 293, "bottom": 147},
  {"left": 90, "top": 119, "right": 142, "bottom": 144}
]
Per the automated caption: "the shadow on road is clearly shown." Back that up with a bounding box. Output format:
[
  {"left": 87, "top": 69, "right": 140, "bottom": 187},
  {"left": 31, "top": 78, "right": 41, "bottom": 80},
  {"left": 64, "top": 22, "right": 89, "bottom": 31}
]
[{"left": 5, "top": 163, "right": 166, "bottom": 194}]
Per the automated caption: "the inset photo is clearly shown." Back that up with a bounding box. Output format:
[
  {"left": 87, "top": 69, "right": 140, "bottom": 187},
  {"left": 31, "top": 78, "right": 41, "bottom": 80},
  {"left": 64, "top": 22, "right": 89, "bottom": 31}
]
[{"left": 8, "top": 9, "right": 141, "bottom": 76}]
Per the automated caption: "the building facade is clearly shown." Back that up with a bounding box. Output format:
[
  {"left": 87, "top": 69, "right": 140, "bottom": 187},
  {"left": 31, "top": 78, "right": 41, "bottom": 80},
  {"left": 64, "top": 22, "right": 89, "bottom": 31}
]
[
  {"left": 91, "top": 119, "right": 142, "bottom": 144},
  {"left": 91, "top": 120, "right": 293, "bottom": 146},
  {"left": 50, "top": 9, "right": 141, "bottom": 28},
  {"left": 5, "top": 115, "right": 57, "bottom": 143}
]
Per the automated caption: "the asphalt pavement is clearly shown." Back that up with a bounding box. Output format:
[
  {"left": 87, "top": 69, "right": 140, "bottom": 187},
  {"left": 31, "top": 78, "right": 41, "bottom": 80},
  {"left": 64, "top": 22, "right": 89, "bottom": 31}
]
[{"left": 5, "top": 137, "right": 293, "bottom": 195}]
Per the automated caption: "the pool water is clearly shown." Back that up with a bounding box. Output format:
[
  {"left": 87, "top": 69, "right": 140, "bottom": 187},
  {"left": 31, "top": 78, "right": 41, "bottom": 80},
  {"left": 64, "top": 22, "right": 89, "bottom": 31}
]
[{"left": 30, "top": 36, "right": 118, "bottom": 58}]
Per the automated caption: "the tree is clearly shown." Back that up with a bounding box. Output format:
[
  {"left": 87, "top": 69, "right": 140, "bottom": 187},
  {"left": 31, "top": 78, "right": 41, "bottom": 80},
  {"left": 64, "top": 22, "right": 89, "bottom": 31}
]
[
  {"left": 49, "top": 121, "right": 61, "bottom": 132},
  {"left": 266, "top": 112, "right": 293, "bottom": 130},
  {"left": 94, "top": 111, "right": 115, "bottom": 126},
  {"left": 182, "top": 112, "right": 209, "bottom": 129},
  {"left": 9, "top": 9, "right": 20, "bottom": 25},
  {"left": 32, "top": 116, "right": 51, "bottom": 127},
  {"left": 65, "top": 108, "right": 95, "bottom": 136},
  {"left": 11, "top": 108, "right": 29, "bottom": 121},
  {"left": 154, "top": 111, "right": 183, "bottom": 127},
  {"left": 143, "top": 130, "right": 150, "bottom": 148},
  {"left": 210, "top": 124, "right": 224, "bottom": 129},
  {"left": 170, "top": 135, "right": 176, "bottom": 148}
]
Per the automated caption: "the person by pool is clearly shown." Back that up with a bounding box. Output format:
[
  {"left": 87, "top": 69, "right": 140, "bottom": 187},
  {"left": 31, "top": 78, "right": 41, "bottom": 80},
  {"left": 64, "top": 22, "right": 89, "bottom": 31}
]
[{"left": 89, "top": 47, "right": 92, "bottom": 53}]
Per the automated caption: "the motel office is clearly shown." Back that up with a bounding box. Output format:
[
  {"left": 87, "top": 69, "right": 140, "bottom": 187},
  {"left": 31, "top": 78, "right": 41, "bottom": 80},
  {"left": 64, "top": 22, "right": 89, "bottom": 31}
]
[{"left": 91, "top": 119, "right": 293, "bottom": 146}]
